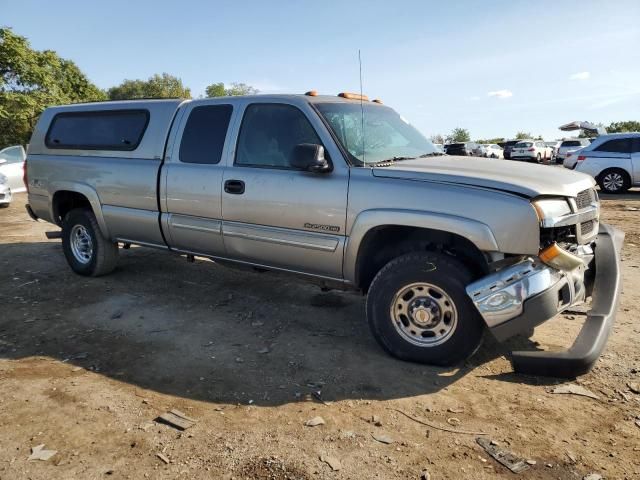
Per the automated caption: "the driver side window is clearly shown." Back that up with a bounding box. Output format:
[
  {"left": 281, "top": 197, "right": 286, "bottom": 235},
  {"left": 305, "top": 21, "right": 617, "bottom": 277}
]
[{"left": 235, "top": 104, "right": 321, "bottom": 169}]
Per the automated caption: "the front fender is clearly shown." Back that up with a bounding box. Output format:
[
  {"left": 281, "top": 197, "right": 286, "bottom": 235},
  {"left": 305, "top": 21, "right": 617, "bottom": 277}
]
[
  {"left": 343, "top": 209, "right": 499, "bottom": 283},
  {"left": 48, "top": 181, "right": 110, "bottom": 238}
]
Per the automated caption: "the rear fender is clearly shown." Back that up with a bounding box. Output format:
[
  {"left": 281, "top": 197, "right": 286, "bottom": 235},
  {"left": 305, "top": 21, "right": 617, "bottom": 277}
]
[{"left": 49, "top": 182, "right": 110, "bottom": 238}]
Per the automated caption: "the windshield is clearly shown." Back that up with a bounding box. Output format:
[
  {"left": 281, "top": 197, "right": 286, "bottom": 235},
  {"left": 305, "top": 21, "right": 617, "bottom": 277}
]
[
  {"left": 314, "top": 103, "right": 437, "bottom": 165},
  {"left": 561, "top": 140, "right": 581, "bottom": 147},
  {"left": 514, "top": 142, "right": 532, "bottom": 148}
]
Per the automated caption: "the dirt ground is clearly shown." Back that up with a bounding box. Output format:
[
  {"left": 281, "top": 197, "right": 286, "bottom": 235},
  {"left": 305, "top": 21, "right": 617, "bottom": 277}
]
[{"left": 0, "top": 192, "right": 639, "bottom": 480}]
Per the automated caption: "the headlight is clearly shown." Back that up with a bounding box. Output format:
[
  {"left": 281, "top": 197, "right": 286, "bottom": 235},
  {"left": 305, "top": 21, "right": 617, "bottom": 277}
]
[{"left": 532, "top": 198, "right": 572, "bottom": 226}]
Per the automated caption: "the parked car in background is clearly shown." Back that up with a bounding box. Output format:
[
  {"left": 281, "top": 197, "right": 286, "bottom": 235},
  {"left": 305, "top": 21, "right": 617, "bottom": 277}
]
[
  {"left": 563, "top": 149, "right": 583, "bottom": 170},
  {"left": 0, "top": 145, "right": 27, "bottom": 193},
  {"left": 473, "top": 144, "right": 486, "bottom": 156},
  {"left": 501, "top": 140, "right": 520, "bottom": 160},
  {"left": 556, "top": 139, "right": 591, "bottom": 163},
  {"left": 0, "top": 173, "right": 12, "bottom": 208},
  {"left": 572, "top": 133, "right": 640, "bottom": 193},
  {"left": 433, "top": 143, "right": 445, "bottom": 153},
  {"left": 483, "top": 144, "right": 503, "bottom": 158},
  {"left": 445, "top": 142, "right": 477, "bottom": 156},
  {"left": 510, "top": 140, "right": 553, "bottom": 163}
]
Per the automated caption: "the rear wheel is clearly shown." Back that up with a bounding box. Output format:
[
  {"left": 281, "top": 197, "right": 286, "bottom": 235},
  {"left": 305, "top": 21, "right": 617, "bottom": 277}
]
[
  {"left": 536, "top": 153, "right": 542, "bottom": 163},
  {"left": 598, "top": 168, "right": 630, "bottom": 194},
  {"left": 62, "top": 208, "right": 119, "bottom": 276},
  {"left": 366, "top": 252, "right": 484, "bottom": 366}
]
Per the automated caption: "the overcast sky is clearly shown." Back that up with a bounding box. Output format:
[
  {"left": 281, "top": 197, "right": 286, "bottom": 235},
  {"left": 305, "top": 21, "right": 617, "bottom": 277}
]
[{"left": 3, "top": 0, "right": 640, "bottom": 140}]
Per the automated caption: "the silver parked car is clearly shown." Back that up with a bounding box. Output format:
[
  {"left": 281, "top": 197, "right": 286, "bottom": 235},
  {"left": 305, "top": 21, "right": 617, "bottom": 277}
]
[
  {"left": 24, "top": 93, "right": 623, "bottom": 377},
  {"left": 571, "top": 132, "right": 640, "bottom": 193}
]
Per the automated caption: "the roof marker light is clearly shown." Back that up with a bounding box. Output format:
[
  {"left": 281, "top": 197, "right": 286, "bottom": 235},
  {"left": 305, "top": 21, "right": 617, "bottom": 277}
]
[{"left": 338, "top": 92, "right": 369, "bottom": 101}]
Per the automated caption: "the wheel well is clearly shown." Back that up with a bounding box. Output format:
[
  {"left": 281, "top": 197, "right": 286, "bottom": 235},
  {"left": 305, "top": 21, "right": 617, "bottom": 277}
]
[
  {"left": 52, "top": 191, "right": 92, "bottom": 226},
  {"left": 598, "top": 167, "right": 630, "bottom": 181},
  {"left": 354, "top": 226, "right": 490, "bottom": 292}
]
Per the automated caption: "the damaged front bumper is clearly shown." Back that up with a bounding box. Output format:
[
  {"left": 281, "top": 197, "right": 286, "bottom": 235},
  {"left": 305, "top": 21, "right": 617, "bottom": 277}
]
[{"left": 466, "top": 223, "right": 624, "bottom": 378}]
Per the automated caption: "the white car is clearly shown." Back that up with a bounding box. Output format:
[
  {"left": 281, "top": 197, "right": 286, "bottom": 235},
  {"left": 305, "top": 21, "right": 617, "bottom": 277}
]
[
  {"left": 483, "top": 144, "right": 503, "bottom": 158},
  {"left": 0, "top": 145, "right": 27, "bottom": 195},
  {"left": 0, "top": 173, "right": 12, "bottom": 208},
  {"left": 509, "top": 140, "right": 553, "bottom": 163},
  {"left": 556, "top": 138, "right": 591, "bottom": 163},
  {"left": 562, "top": 148, "right": 584, "bottom": 169},
  {"left": 573, "top": 132, "right": 640, "bottom": 193}
]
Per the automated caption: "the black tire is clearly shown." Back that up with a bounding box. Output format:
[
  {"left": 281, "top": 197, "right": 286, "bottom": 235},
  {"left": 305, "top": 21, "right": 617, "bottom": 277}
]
[
  {"left": 366, "top": 252, "right": 484, "bottom": 366},
  {"left": 536, "top": 153, "right": 542, "bottom": 163},
  {"left": 0, "top": 203, "right": 9, "bottom": 208},
  {"left": 62, "top": 208, "right": 119, "bottom": 276},
  {"left": 598, "top": 168, "right": 631, "bottom": 194}
]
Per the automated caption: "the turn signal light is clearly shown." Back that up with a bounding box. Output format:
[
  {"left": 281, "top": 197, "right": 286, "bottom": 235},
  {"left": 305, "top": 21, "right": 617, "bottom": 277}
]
[
  {"left": 338, "top": 92, "right": 369, "bottom": 101},
  {"left": 539, "top": 243, "right": 584, "bottom": 270}
]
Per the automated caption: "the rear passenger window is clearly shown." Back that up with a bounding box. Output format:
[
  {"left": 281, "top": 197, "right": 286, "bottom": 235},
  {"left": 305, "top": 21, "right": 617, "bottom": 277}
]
[
  {"left": 235, "top": 104, "right": 321, "bottom": 168},
  {"left": 595, "top": 139, "right": 632, "bottom": 154},
  {"left": 46, "top": 110, "right": 149, "bottom": 151},
  {"left": 179, "top": 105, "right": 233, "bottom": 164}
]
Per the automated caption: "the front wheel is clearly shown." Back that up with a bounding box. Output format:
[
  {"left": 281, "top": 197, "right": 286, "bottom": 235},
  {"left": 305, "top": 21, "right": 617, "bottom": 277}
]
[
  {"left": 536, "top": 153, "right": 542, "bottom": 163},
  {"left": 598, "top": 168, "right": 630, "bottom": 194},
  {"left": 62, "top": 208, "right": 119, "bottom": 276},
  {"left": 366, "top": 252, "right": 484, "bottom": 366}
]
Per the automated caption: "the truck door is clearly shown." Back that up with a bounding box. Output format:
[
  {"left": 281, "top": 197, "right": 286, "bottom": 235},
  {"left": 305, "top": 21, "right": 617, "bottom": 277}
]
[
  {"left": 221, "top": 101, "right": 349, "bottom": 279},
  {"left": 160, "top": 102, "right": 235, "bottom": 256}
]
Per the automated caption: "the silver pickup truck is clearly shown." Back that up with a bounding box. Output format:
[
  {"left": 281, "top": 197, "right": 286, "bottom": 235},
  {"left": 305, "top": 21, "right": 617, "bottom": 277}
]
[{"left": 25, "top": 93, "right": 623, "bottom": 377}]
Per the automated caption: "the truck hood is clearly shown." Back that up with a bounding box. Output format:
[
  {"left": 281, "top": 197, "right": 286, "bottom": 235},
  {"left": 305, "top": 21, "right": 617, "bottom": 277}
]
[{"left": 371, "top": 156, "right": 595, "bottom": 198}]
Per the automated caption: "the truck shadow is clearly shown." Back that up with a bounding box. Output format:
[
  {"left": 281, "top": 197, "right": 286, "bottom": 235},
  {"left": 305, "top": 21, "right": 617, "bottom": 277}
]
[{"left": 0, "top": 241, "right": 546, "bottom": 406}]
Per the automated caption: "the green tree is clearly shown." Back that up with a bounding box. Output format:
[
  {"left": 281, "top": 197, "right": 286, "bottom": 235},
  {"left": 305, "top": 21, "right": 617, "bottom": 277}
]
[
  {"left": 108, "top": 73, "right": 191, "bottom": 100},
  {"left": 449, "top": 128, "right": 470, "bottom": 142},
  {"left": 606, "top": 121, "right": 640, "bottom": 133},
  {"left": 0, "top": 28, "right": 106, "bottom": 147},
  {"left": 430, "top": 133, "right": 445, "bottom": 144},
  {"left": 515, "top": 131, "right": 532, "bottom": 140},
  {"left": 475, "top": 137, "right": 505, "bottom": 144},
  {"left": 205, "top": 82, "right": 258, "bottom": 97}
]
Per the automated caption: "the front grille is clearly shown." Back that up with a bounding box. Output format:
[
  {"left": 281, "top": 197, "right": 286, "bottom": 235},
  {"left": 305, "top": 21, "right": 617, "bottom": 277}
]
[
  {"left": 0, "top": 193, "right": 4, "bottom": 200},
  {"left": 576, "top": 189, "right": 594, "bottom": 210},
  {"left": 580, "top": 220, "right": 594, "bottom": 235}
]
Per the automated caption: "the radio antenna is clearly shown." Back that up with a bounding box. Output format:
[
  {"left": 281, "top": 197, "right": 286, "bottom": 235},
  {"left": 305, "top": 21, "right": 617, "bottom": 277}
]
[{"left": 359, "top": 49, "right": 365, "bottom": 163}]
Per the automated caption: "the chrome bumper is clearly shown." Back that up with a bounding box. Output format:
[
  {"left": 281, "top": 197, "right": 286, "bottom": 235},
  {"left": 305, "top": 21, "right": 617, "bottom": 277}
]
[
  {"left": 466, "top": 223, "right": 624, "bottom": 378},
  {"left": 466, "top": 259, "right": 581, "bottom": 330}
]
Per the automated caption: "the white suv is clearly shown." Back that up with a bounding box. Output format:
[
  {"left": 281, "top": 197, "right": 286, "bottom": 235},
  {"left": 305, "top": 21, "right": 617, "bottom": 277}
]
[
  {"left": 556, "top": 138, "right": 591, "bottom": 163},
  {"left": 510, "top": 140, "right": 553, "bottom": 163},
  {"left": 573, "top": 133, "right": 640, "bottom": 193}
]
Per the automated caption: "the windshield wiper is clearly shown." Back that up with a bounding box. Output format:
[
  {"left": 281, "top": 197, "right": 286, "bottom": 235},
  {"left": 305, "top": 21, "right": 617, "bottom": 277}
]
[
  {"left": 417, "top": 152, "right": 445, "bottom": 157},
  {"left": 371, "top": 156, "right": 416, "bottom": 167}
]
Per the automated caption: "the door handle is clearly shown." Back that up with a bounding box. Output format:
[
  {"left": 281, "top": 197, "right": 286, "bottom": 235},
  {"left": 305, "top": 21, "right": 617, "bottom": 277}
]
[{"left": 224, "top": 179, "right": 245, "bottom": 195}]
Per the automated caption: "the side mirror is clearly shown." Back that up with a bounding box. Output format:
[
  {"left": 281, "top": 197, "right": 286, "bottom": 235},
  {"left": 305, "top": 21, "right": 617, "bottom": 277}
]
[{"left": 290, "top": 144, "right": 331, "bottom": 173}]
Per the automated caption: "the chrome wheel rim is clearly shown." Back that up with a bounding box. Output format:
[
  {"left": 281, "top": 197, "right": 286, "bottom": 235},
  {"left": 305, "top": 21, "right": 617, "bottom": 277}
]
[
  {"left": 70, "top": 225, "right": 93, "bottom": 264},
  {"left": 603, "top": 173, "right": 623, "bottom": 191},
  {"left": 390, "top": 282, "right": 458, "bottom": 347}
]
